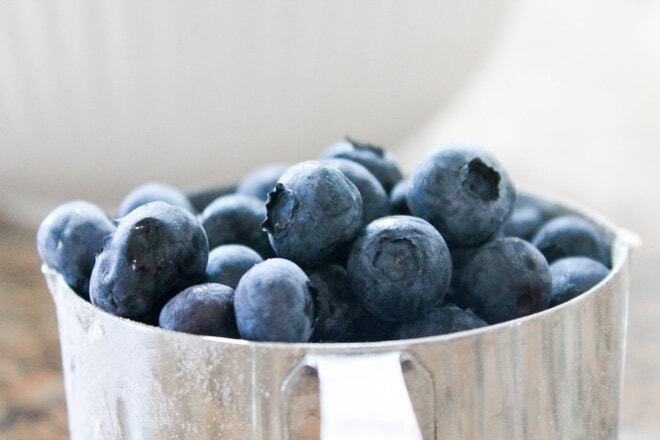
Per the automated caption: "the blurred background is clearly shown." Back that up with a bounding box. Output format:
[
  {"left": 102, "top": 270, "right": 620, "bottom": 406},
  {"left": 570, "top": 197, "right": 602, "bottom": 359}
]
[{"left": 1, "top": 0, "right": 658, "bottom": 438}]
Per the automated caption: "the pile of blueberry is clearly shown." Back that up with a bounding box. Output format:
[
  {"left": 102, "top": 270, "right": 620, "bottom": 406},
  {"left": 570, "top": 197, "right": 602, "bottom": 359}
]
[{"left": 37, "top": 140, "right": 612, "bottom": 343}]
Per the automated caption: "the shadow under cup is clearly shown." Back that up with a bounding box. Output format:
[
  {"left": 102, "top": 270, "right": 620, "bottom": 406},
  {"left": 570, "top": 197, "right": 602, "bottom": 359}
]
[{"left": 43, "top": 191, "right": 639, "bottom": 440}]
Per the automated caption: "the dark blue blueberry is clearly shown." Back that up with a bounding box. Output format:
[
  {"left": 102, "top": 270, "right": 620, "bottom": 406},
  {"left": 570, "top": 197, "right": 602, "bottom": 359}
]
[
  {"left": 118, "top": 182, "right": 194, "bottom": 217},
  {"left": 200, "top": 194, "right": 274, "bottom": 258},
  {"left": 234, "top": 258, "right": 315, "bottom": 342},
  {"left": 549, "top": 257, "right": 610, "bottom": 307},
  {"left": 345, "top": 310, "right": 398, "bottom": 342},
  {"left": 37, "top": 201, "right": 116, "bottom": 299},
  {"left": 322, "top": 158, "right": 390, "bottom": 224},
  {"left": 235, "top": 163, "right": 290, "bottom": 202},
  {"left": 531, "top": 215, "right": 611, "bottom": 267},
  {"left": 306, "top": 264, "right": 363, "bottom": 342},
  {"left": 205, "top": 244, "right": 263, "bottom": 289},
  {"left": 263, "top": 161, "right": 363, "bottom": 267},
  {"left": 501, "top": 195, "right": 562, "bottom": 240},
  {"left": 446, "top": 243, "right": 484, "bottom": 303},
  {"left": 392, "top": 303, "right": 487, "bottom": 339},
  {"left": 158, "top": 283, "right": 238, "bottom": 338},
  {"left": 389, "top": 178, "right": 411, "bottom": 215},
  {"left": 501, "top": 205, "right": 545, "bottom": 241},
  {"left": 457, "top": 237, "right": 552, "bottom": 324},
  {"left": 321, "top": 138, "right": 403, "bottom": 193},
  {"left": 407, "top": 146, "right": 516, "bottom": 246},
  {"left": 347, "top": 216, "right": 452, "bottom": 321},
  {"left": 89, "top": 202, "right": 209, "bottom": 324}
]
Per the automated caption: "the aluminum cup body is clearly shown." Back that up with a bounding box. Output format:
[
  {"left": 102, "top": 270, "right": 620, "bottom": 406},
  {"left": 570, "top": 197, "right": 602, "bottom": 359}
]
[{"left": 44, "top": 192, "right": 637, "bottom": 439}]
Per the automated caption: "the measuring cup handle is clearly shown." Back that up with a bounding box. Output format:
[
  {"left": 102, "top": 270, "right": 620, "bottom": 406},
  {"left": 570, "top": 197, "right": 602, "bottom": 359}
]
[{"left": 293, "top": 352, "right": 423, "bottom": 440}]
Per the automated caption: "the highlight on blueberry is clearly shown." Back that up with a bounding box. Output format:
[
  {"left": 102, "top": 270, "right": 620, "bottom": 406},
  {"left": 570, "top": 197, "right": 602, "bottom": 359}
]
[
  {"left": 37, "top": 200, "right": 116, "bottom": 299},
  {"left": 159, "top": 283, "right": 238, "bottom": 338},
  {"left": 549, "top": 256, "right": 610, "bottom": 307},
  {"left": 89, "top": 201, "right": 209, "bottom": 324}
]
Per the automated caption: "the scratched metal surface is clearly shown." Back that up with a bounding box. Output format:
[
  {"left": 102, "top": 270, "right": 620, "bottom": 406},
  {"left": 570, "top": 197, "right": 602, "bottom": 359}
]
[{"left": 40, "top": 192, "right": 636, "bottom": 440}]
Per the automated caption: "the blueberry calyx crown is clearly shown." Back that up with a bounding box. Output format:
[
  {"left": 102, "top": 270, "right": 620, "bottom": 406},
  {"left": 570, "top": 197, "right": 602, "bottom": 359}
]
[
  {"left": 462, "top": 158, "right": 501, "bottom": 201},
  {"left": 345, "top": 136, "right": 384, "bottom": 158},
  {"left": 262, "top": 183, "right": 296, "bottom": 236}
]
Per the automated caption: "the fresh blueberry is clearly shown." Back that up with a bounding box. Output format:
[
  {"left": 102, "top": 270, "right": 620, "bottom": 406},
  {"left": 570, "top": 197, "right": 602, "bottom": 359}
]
[
  {"left": 158, "top": 283, "right": 238, "bottom": 338},
  {"left": 407, "top": 146, "right": 517, "bottom": 246},
  {"left": 118, "top": 182, "right": 194, "bottom": 217},
  {"left": 531, "top": 215, "right": 611, "bottom": 267},
  {"left": 306, "top": 264, "right": 363, "bottom": 342},
  {"left": 501, "top": 195, "right": 562, "bottom": 240},
  {"left": 345, "top": 310, "right": 398, "bottom": 342},
  {"left": 389, "top": 178, "right": 411, "bottom": 215},
  {"left": 347, "top": 215, "right": 452, "bottom": 321},
  {"left": 501, "top": 205, "right": 545, "bottom": 241},
  {"left": 205, "top": 244, "right": 263, "bottom": 289},
  {"left": 37, "top": 201, "right": 116, "bottom": 299},
  {"left": 392, "top": 303, "right": 487, "bottom": 339},
  {"left": 549, "top": 257, "right": 610, "bottom": 307},
  {"left": 89, "top": 202, "right": 209, "bottom": 324},
  {"left": 200, "top": 194, "right": 274, "bottom": 258},
  {"left": 446, "top": 243, "right": 484, "bottom": 301},
  {"left": 320, "top": 138, "right": 403, "bottom": 193},
  {"left": 234, "top": 258, "right": 315, "bottom": 342},
  {"left": 457, "top": 237, "right": 552, "bottom": 324},
  {"left": 322, "top": 158, "right": 390, "bottom": 224},
  {"left": 235, "top": 163, "right": 290, "bottom": 202},
  {"left": 263, "top": 161, "right": 363, "bottom": 267}
]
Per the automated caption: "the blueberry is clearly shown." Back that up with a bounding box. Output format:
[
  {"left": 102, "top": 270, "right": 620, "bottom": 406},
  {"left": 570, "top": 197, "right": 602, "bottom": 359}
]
[
  {"left": 306, "top": 264, "right": 363, "bottom": 342},
  {"left": 446, "top": 243, "right": 484, "bottom": 302},
  {"left": 200, "top": 194, "right": 274, "bottom": 258},
  {"left": 389, "top": 178, "right": 411, "bottom": 215},
  {"left": 89, "top": 202, "right": 209, "bottom": 324},
  {"left": 234, "top": 258, "right": 315, "bottom": 342},
  {"left": 263, "top": 161, "right": 363, "bottom": 267},
  {"left": 322, "top": 158, "right": 390, "bottom": 224},
  {"left": 321, "top": 138, "right": 403, "bottom": 193},
  {"left": 345, "top": 310, "right": 398, "bottom": 342},
  {"left": 235, "top": 163, "right": 290, "bottom": 202},
  {"left": 159, "top": 283, "right": 238, "bottom": 338},
  {"left": 501, "top": 195, "right": 561, "bottom": 240},
  {"left": 549, "top": 257, "right": 609, "bottom": 307},
  {"left": 407, "top": 146, "right": 516, "bottom": 246},
  {"left": 37, "top": 201, "right": 116, "bottom": 299},
  {"left": 205, "top": 244, "right": 263, "bottom": 289},
  {"left": 531, "top": 215, "right": 611, "bottom": 267},
  {"left": 458, "top": 237, "right": 552, "bottom": 324},
  {"left": 347, "top": 215, "right": 452, "bottom": 321},
  {"left": 392, "top": 304, "right": 487, "bottom": 339},
  {"left": 118, "top": 182, "right": 194, "bottom": 217}
]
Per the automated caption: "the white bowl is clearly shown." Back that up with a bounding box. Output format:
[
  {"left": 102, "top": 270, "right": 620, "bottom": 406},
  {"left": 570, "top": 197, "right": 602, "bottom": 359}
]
[{"left": 0, "top": 0, "right": 511, "bottom": 223}]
